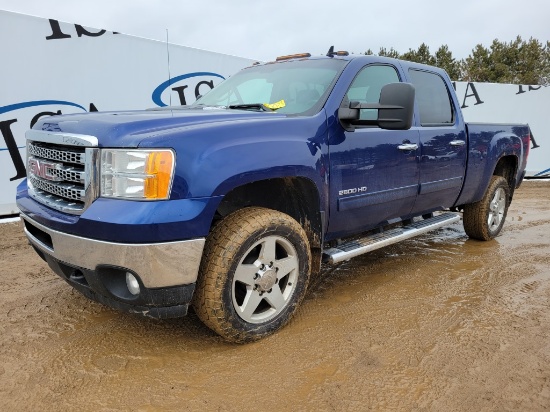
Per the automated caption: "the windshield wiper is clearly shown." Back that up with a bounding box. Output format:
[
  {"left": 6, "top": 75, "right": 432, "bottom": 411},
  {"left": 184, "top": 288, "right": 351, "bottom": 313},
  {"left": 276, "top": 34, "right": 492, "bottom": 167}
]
[{"left": 228, "top": 103, "right": 273, "bottom": 112}]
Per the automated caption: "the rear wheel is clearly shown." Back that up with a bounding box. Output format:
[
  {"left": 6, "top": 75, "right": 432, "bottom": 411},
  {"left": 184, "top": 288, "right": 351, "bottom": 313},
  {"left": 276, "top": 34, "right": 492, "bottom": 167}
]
[
  {"left": 193, "top": 207, "right": 311, "bottom": 343},
  {"left": 463, "top": 175, "right": 510, "bottom": 240}
]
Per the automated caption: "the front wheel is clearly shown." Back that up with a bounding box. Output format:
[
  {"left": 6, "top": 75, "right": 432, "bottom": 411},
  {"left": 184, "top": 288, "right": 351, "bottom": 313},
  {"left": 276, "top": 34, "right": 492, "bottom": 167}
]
[
  {"left": 193, "top": 207, "right": 311, "bottom": 343},
  {"left": 463, "top": 175, "right": 510, "bottom": 240}
]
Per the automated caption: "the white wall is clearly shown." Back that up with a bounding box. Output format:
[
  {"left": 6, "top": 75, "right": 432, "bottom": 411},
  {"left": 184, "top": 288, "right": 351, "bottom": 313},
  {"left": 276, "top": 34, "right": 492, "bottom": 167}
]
[
  {"left": 455, "top": 81, "right": 549, "bottom": 177},
  {"left": 0, "top": 10, "right": 255, "bottom": 215}
]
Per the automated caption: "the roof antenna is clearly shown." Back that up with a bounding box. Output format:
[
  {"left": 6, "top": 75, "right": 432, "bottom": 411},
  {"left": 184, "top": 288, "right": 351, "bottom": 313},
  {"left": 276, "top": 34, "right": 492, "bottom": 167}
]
[
  {"left": 166, "top": 28, "right": 172, "bottom": 106},
  {"left": 326, "top": 45, "right": 334, "bottom": 57}
]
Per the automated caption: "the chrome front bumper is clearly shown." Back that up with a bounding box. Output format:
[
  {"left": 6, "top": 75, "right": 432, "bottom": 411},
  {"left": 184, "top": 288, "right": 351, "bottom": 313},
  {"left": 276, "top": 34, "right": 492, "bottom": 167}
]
[{"left": 21, "top": 214, "right": 205, "bottom": 288}]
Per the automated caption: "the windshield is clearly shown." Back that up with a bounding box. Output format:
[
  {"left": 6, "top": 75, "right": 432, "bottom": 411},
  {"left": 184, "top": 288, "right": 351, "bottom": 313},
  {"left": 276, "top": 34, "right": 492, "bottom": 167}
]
[{"left": 192, "top": 59, "right": 347, "bottom": 115}]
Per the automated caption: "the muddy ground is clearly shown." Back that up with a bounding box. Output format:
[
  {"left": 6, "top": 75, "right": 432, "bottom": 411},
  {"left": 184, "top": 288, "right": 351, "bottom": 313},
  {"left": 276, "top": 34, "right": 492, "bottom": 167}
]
[{"left": 0, "top": 181, "right": 549, "bottom": 411}]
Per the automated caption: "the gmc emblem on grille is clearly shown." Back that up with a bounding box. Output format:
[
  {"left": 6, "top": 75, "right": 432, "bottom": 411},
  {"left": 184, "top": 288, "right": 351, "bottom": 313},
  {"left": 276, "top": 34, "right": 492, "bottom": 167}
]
[{"left": 28, "top": 158, "right": 62, "bottom": 181}]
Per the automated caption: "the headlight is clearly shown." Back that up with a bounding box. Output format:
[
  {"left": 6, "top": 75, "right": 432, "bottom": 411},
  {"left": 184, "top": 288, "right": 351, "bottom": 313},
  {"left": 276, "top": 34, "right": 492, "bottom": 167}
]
[{"left": 100, "top": 149, "right": 175, "bottom": 200}]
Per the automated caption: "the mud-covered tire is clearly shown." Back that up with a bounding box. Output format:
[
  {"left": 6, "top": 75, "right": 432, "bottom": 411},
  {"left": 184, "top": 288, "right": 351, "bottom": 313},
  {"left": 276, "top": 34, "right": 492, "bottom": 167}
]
[
  {"left": 193, "top": 207, "right": 311, "bottom": 343},
  {"left": 463, "top": 175, "right": 511, "bottom": 240}
]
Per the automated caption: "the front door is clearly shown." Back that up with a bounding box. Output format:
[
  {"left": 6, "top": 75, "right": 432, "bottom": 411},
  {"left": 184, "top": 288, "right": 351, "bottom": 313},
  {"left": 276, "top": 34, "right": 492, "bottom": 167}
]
[{"left": 327, "top": 64, "right": 420, "bottom": 238}]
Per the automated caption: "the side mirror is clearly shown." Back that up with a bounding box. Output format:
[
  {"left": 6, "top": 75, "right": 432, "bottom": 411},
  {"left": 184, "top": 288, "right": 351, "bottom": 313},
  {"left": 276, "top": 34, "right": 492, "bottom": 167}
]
[
  {"left": 378, "top": 82, "right": 415, "bottom": 130},
  {"left": 338, "top": 82, "right": 415, "bottom": 131}
]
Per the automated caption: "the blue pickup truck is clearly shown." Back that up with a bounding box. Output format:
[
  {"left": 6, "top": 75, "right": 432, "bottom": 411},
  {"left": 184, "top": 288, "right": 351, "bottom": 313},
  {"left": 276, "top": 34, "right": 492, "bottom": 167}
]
[{"left": 17, "top": 50, "right": 531, "bottom": 342}]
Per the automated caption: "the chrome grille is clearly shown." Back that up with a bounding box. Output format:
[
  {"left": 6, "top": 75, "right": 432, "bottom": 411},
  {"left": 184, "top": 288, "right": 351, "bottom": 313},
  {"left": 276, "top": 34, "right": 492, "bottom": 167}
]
[
  {"left": 48, "top": 166, "right": 84, "bottom": 184},
  {"left": 29, "top": 176, "right": 85, "bottom": 201},
  {"left": 26, "top": 131, "right": 99, "bottom": 215},
  {"left": 27, "top": 144, "right": 85, "bottom": 164}
]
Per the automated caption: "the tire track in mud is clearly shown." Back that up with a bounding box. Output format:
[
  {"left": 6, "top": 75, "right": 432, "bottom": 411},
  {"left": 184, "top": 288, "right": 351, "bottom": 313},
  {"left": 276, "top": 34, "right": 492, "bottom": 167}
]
[
  {"left": 288, "top": 226, "right": 477, "bottom": 409},
  {"left": 290, "top": 208, "right": 550, "bottom": 409},
  {"left": 413, "top": 219, "right": 550, "bottom": 410},
  {"left": 0, "top": 182, "right": 549, "bottom": 410}
]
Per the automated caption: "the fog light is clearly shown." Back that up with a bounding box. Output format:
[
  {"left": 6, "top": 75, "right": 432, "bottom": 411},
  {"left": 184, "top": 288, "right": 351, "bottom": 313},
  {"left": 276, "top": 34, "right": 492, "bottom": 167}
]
[{"left": 126, "top": 272, "right": 140, "bottom": 296}]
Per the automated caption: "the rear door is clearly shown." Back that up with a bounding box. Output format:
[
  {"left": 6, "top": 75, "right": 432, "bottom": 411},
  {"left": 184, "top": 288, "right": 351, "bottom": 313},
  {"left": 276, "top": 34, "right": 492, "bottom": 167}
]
[{"left": 407, "top": 69, "right": 466, "bottom": 214}]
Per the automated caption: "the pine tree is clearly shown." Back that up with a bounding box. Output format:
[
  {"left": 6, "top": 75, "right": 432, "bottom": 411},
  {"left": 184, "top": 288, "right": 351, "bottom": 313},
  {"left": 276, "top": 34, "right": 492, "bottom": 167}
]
[
  {"left": 401, "top": 43, "right": 436, "bottom": 65},
  {"left": 378, "top": 47, "right": 400, "bottom": 59},
  {"left": 462, "top": 44, "right": 492, "bottom": 82},
  {"left": 362, "top": 36, "right": 548, "bottom": 84},
  {"left": 434, "top": 45, "right": 461, "bottom": 80}
]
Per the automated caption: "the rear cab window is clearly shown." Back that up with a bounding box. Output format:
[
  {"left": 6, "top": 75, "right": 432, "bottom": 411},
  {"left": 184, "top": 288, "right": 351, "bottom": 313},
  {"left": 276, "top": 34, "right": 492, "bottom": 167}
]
[{"left": 408, "top": 69, "right": 454, "bottom": 126}]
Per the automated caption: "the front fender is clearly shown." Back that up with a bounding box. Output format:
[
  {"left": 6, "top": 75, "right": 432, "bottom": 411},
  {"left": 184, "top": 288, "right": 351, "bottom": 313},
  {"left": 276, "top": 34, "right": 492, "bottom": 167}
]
[{"left": 138, "top": 111, "right": 329, "bottom": 204}]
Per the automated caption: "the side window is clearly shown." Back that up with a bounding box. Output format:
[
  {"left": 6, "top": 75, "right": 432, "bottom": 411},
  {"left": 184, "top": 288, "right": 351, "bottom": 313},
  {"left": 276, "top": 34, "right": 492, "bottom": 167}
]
[
  {"left": 345, "top": 65, "right": 400, "bottom": 121},
  {"left": 408, "top": 70, "right": 454, "bottom": 125}
]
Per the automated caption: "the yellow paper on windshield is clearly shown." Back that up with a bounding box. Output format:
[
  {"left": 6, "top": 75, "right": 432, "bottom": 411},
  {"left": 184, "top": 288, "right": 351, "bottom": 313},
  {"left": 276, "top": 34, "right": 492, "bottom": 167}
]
[{"left": 263, "top": 100, "right": 286, "bottom": 110}]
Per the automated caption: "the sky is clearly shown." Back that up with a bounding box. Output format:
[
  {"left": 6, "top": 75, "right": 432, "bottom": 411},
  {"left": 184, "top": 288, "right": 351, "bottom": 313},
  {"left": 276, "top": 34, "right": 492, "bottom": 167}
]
[{"left": 0, "top": 0, "right": 549, "bottom": 62}]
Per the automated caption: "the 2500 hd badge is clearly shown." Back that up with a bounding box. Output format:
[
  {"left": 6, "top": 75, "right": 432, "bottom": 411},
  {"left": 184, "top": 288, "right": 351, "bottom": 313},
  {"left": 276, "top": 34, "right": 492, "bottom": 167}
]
[{"left": 339, "top": 187, "right": 368, "bottom": 196}]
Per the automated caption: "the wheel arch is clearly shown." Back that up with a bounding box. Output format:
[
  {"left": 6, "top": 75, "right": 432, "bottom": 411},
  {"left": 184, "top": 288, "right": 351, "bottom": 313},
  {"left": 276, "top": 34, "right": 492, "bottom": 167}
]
[
  {"left": 455, "top": 153, "right": 518, "bottom": 209},
  {"left": 455, "top": 128, "right": 522, "bottom": 207},
  {"left": 215, "top": 176, "right": 324, "bottom": 274},
  {"left": 493, "top": 155, "right": 518, "bottom": 199}
]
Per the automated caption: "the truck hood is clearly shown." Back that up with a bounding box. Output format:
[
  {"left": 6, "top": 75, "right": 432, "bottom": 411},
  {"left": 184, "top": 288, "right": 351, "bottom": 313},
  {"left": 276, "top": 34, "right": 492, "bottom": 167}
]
[{"left": 33, "top": 107, "right": 290, "bottom": 147}]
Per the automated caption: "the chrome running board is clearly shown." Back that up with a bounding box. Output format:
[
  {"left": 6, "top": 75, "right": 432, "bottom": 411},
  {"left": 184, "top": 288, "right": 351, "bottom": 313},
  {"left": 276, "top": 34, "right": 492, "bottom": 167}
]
[{"left": 323, "top": 212, "right": 460, "bottom": 264}]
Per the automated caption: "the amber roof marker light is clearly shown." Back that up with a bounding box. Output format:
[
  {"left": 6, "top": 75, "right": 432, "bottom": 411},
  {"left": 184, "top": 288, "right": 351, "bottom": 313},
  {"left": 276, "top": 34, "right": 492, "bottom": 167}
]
[{"left": 275, "top": 53, "right": 311, "bottom": 61}]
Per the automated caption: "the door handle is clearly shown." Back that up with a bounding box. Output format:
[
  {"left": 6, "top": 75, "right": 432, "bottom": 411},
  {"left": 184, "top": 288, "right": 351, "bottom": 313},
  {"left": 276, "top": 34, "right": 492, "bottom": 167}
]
[
  {"left": 397, "top": 143, "right": 418, "bottom": 151},
  {"left": 450, "top": 140, "right": 466, "bottom": 146}
]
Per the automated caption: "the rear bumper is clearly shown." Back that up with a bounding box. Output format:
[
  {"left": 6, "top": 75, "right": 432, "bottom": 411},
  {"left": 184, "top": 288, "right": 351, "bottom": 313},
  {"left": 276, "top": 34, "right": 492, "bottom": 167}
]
[{"left": 21, "top": 213, "right": 205, "bottom": 319}]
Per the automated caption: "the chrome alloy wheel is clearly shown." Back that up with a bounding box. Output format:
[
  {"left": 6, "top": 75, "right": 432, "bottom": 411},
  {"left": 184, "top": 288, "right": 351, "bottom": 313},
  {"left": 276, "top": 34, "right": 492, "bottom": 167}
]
[
  {"left": 232, "top": 235, "right": 299, "bottom": 324},
  {"left": 488, "top": 187, "right": 506, "bottom": 230}
]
